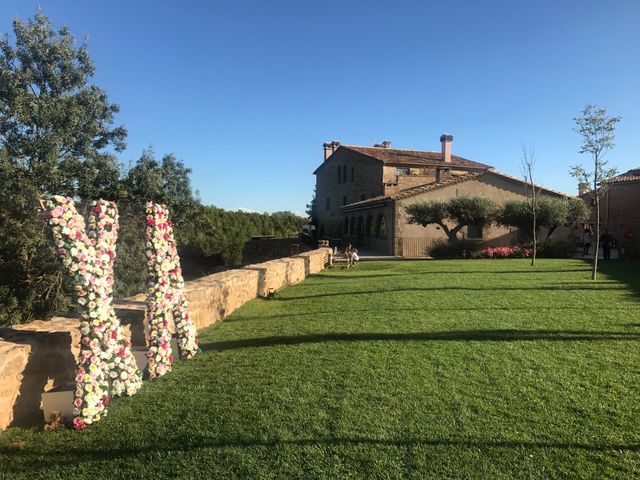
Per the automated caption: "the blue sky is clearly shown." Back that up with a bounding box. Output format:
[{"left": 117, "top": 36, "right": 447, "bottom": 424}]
[{"left": 2, "top": 1, "right": 639, "bottom": 214}]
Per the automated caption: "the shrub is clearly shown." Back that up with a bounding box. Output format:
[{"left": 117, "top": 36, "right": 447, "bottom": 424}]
[
  {"left": 540, "top": 239, "right": 576, "bottom": 259},
  {"left": 429, "top": 239, "right": 483, "bottom": 259},
  {"left": 478, "top": 246, "right": 533, "bottom": 259}
]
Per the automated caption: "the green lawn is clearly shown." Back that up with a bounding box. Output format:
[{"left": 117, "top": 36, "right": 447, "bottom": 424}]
[{"left": 1, "top": 259, "right": 640, "bottom": 479}]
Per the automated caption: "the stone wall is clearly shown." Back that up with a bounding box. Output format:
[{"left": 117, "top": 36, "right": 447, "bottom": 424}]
[{"left": 0, "top": 247, "right": 331, "bottom": 430}]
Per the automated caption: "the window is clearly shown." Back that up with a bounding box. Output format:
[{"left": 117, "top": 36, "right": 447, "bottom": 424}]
[
  {"left": 326, "top": 198, "right": 330, "bottom": 211},
  {"left": 342, "top": 196, "right": 347, "bottom": 206},
  {"left": 342, "top": 165, "right": 347, "bottom": 183},
  {"left": 396, "top": 167, "right": 410, "bottom": 176},
  {"left": 337, "top": 166, "right": 341, "bottom": 183},
  {"left": 351, "top": 167, "right": 355, "bottom": 182},
  {"left": 467, "top": 224, "right": 484, "bottom": 239}
]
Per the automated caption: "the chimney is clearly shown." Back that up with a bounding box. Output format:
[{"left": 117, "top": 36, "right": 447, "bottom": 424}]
[
  {"left": 440, "top": 133, "right": 453, "bottom": 163},
  {"left": 382, "top": 140, "right": 391, "bottom": 148},
  {"left": 323, "top": 141, "right": 340, "bottom": 161},
  {"left": 578, "top": 182, "right": 589, "bottom": 196}
]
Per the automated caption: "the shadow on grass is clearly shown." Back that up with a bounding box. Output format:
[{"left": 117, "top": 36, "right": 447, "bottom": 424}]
[
  {"left": 2, "top": 435, "right": 638, "bottom": 472},
  {"left": 278, "top": 284, "right": 627, "bottom": 301},
  {"left": 225, "top": 305, "right": 638, "bottom": 323},
  {"left": 319, "top": 268, "right": 591, "bottom": 279},
  {"left": 199, "top": 329, "right": 640, "bottom": 351},
  {"left": 597, "top": 261, "right": 640, "bottom": 301}
]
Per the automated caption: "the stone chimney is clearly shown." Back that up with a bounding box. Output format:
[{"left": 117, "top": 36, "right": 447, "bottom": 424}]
[
  {"left": 382, "top": 140, "right": 391, "bottom": 148},
  {"left": 440, "top": 133, "right": 453, "bottom": 163},
  {"left": 323, "top": 141, "right": 340, "bottom": 161},
  {"left": 578, "top": 182, "right": 589, "bottom": 196}
]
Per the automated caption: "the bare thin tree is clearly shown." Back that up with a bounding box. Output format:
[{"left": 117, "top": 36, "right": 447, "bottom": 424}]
[
  {"left": 570, "top": 104, "right": 620, "bottom": 280},
  {"left": 521, "top": 143, "right": 540, "bottom": 266}
]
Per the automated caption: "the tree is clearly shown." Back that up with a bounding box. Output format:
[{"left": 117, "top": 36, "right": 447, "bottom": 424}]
[
  {"left": 498, "top": 197, "right": 590, "bottom": 243},
  {"left": 0, "top": 11, "right": 127, "bottom": 325},
  {"left": 570, "top": 104, "right": 620, "bottom": 280},
  {"left": 521, "top": 144, "right": 539, "bottom": 266},
  {"left": 406, "top": 196, "right": 498, "bottom": 242},
  {"left": 0, "top": 11, "right": 127, "bottom": 195}
]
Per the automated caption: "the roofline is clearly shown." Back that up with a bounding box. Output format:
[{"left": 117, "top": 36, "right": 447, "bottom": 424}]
[
  {"left": 341, "top": 198, "right": 389, "bottom": 212},
  {"left": 313, "top": 144, "right": 493, "bottom": 174},
  {"left": 342, "top": 170, "right": 571, "bottom": 208},
  {"left": 483, "top": 170, "right": 571, "bottom": 197}
]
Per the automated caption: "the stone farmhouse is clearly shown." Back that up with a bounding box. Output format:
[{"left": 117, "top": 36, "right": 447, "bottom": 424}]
[
  {"left": 313, "top": 135, "right": 569, "bottom": 256},
  {"left": 580, "top": 167, "right": 640, "bottom": 257}
]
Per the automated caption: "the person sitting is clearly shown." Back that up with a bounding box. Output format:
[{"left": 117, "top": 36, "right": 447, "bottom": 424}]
[
  {"left": 351, "top": 248, "right": 359, "bottom": 267},
  {"left": 345, "top": 243, "right": 353, "bottom": 268}
]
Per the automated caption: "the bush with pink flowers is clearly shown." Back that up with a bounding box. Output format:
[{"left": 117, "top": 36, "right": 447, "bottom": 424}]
[{"left": 479, "top": 246, "right": 534, "bottom": 259}]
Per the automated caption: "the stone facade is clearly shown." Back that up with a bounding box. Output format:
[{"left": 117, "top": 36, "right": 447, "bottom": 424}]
[
  {"left": 314, "top": 148, "right": 383, "bottom": 238},
  {"left": 0, "top": 247, "right": 331, "bottom": 430},
  {"left": 393, "top": 172, "right": 571, "bottom": 256}
]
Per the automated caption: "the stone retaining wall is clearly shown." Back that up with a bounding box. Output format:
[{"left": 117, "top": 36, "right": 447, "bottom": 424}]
[{"left": 0, "top": 247, "right": 331, "bottom": 430}]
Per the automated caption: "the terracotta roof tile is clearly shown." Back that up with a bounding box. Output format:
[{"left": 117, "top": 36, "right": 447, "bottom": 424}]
[
  {"left": 341, "top": 173, "right": 481, "bottom": 210},
  {"left": 610, "top": 168, "right": 640, "bottom": 183},
  {"left": 340, "top": 145, "right": 492, "bottom": 169}
]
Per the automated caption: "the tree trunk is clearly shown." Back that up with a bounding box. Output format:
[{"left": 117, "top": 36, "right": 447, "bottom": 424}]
[
  {"left": 531, "top": 213, "right": 537, "bottom": 267},
  {"left": 592, "top": 193, "right": 599, "bottom": 280}
]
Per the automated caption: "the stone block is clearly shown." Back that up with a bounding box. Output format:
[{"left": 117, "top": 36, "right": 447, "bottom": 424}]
[
  {"left": 243, "top": 259, "right": 288, "bottom": 297},
  {"left": 0, "top": 318, "right": 80, "bottom": 428},
  {"left": 0, "top": 341, "right": 31, "bottom": 430}
]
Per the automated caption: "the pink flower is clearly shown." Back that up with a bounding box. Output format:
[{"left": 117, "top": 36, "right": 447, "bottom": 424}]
[
  {"left": 73, "top": 417, "right": 86, "bottom": 430},
  {"left": 74, "top": 397, "right": 83, "bottom": 408}
]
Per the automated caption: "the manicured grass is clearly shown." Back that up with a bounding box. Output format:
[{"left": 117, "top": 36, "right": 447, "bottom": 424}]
[{"left": 1, "top": 259, "right": 640, "bottom": 479}]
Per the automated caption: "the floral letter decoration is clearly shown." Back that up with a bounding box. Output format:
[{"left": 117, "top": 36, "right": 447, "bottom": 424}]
[
  {"left": 43, "top": 196, "right": 142, "bottom": 428},
  {"left": 145, "top": 202, "right": 198, "bottom": 379}
]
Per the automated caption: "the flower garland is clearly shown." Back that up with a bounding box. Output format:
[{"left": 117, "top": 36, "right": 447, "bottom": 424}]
[
  {"left": 87, "top": 200, "right": 142, "bottom": 397},
  {"left": 165, "top": 216, "right": 198, "bottom": 359},
  {"left": 144, "top": 203, "right": 198, "bottom": 379},
  {"left": 43, "top": 196, "right": 142, "bottom": 428}
]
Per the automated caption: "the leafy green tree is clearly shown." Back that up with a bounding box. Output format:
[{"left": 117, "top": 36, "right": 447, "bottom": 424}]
[
  {"left": 570, "top": 104, "right": 620, "bottom": 280},
  {"left": 406, "top": 196, "right": 498, "bottom": 242},
  {"left": 499, "top": 197, "right": 590, "bottom": 241},
  {"left": 0, "top": 11, "right": 127, "bottom": 325},
  {"left": 0, "top": 11, "right": 126, "bottom": 195}
]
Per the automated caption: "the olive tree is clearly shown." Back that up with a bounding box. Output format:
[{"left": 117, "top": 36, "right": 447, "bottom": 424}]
[
  {"left": 498, "top": 197, "right": 590, "bottom": 241},
  {"left": 406, "top": 196, "right": 498, "bottom": 242}
]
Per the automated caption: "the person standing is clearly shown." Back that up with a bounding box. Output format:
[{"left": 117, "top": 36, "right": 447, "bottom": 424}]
[
  {"left": 600, "top": 230, "right": 614, "bottom": 260},
  {"left": 582, "top": 228, "right": 593, "bottom": 256}
]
